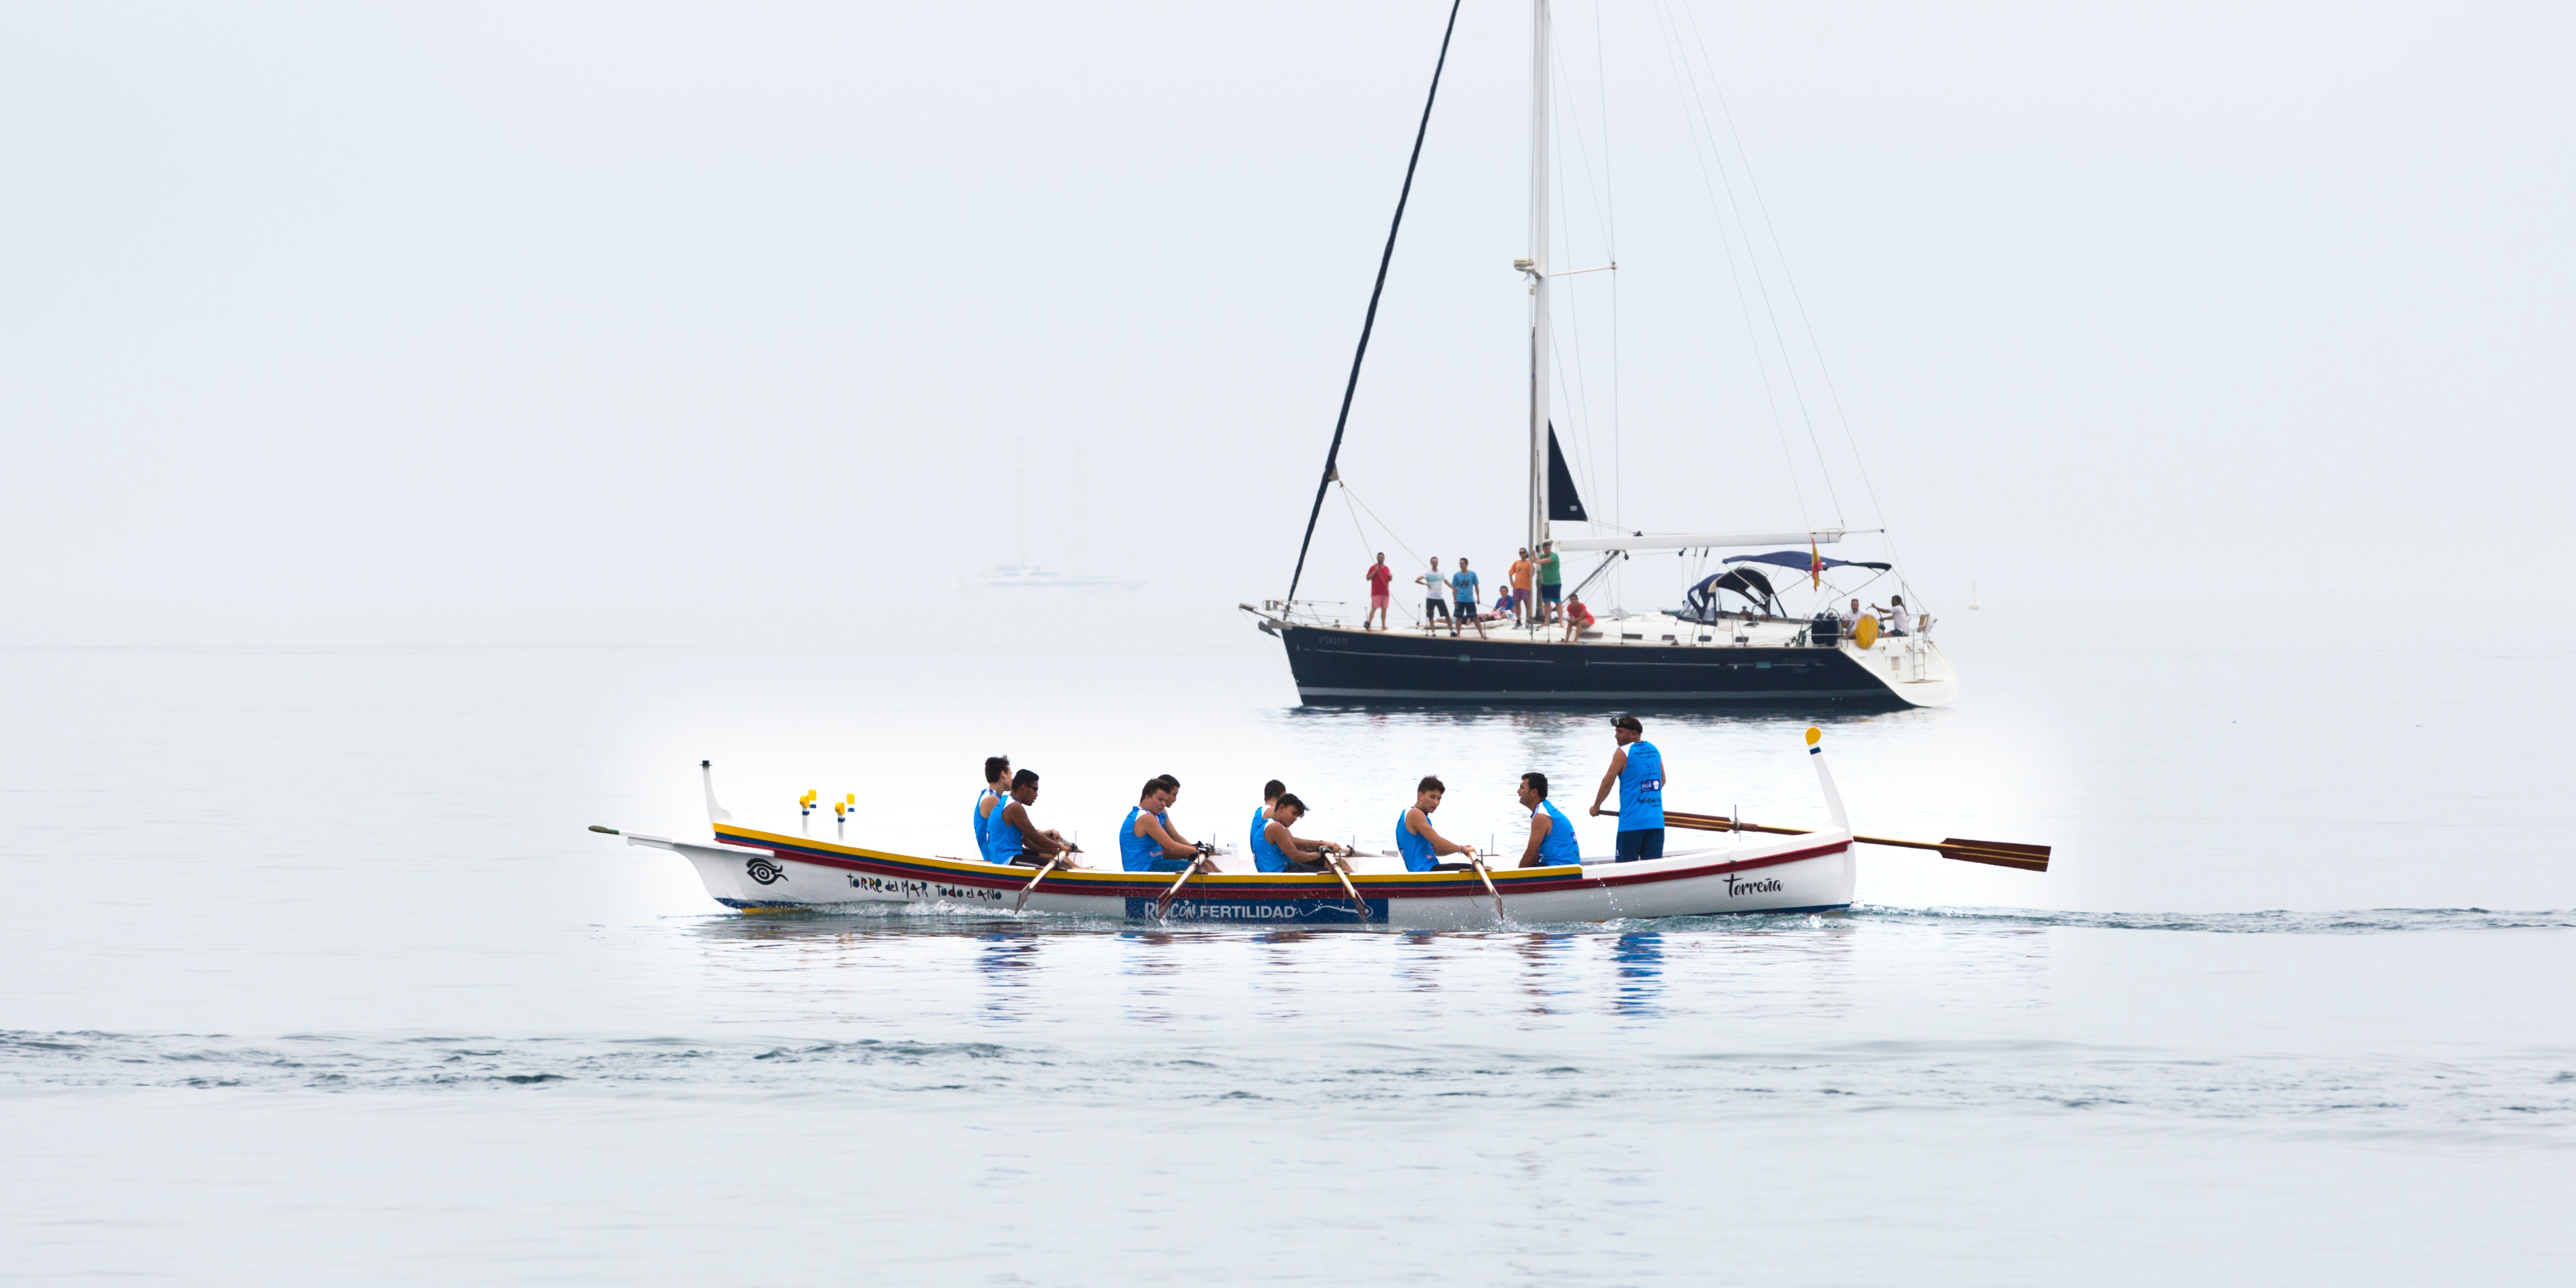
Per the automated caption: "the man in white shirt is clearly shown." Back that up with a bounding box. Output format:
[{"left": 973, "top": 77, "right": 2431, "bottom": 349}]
[
  {"left": 1869, "top": 595, "right": 1913, "bottom": 637},
  {"left": 1416, "top": 557, "right": 1451, "bottom": 633}
]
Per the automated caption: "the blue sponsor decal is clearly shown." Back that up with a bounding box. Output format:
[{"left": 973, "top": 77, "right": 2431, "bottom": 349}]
[{"left": 1124, "top": 898, "right": 1384, "bottom": 924}]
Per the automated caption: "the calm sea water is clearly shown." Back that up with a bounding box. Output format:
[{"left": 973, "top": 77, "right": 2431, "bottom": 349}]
[{"left": 4, "top": 607, "right": 2570, "bottom": 1284}]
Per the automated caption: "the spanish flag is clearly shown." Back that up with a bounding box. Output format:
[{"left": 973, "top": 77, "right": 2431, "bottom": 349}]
[{"left": 1809, "top": 537, "right": 1822, "bottom": 590}]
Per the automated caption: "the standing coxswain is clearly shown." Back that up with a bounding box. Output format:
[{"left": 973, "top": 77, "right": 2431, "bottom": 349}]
[
  {"left": 1395, "top": 776, "right": 1479, "bottom": 872},
  {"left": 1515, "top": 772, "right": 1582, "bottom": 867},
  {"left": 1589, "top": 715, "right": 1667, "bottom": 862}
]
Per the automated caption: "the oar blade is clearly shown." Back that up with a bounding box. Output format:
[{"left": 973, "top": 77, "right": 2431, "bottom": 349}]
[
  {"left": 1937, "top": 839, "right": 2051, "bottom": 872},
  {"left": 1947, "top": 837, "right": 2051, "bottom": 859}
]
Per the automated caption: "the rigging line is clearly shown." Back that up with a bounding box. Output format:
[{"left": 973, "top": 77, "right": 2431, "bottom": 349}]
[
  {"left": 1548, "top": 65, "right": 1607, "bottom": 520},
  {"left": 1650, "top": 0, "right": 1808, "bottom": 528},
  {"left": 1285, "top": 0, "right": 1462, "bottom": 604},
  {"left": 1550, "top": 35, "right": 1617, "bottom": 280},
  {"left": 1339, "top": 485, "right": 1372, "bottom": 559},
  {"left": 1337, "top": 482, "right": 1423, "bottom": 631},
  {"left": 1678, "top": 0, "right": 1885, "bottom": 537},
  {"left": 1548, "top": 27, "right": 1613, "bottom": 521},
  {"left": 1551, "top": 317, "right": 1603, "bottom": 520},
  {"left": 1339, "top": 480, "right": 1423, "bottom": 568},
  {"left": 1595, "top": 0, "right": 1622, "bottom": 537},
  {"left": 1664, "top": 0, "right": 1843, "bottom": 528}
]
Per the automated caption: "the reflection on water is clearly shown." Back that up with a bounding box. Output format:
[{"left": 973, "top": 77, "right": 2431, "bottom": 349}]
[
  {"left": 1612, "top": 931, "right": 1663, "bottom": 1017},
  {"left": 1516, "top": 932, "right": 1572, "bottom": 1015},
  {"left": 975, "top": 931, "right": 1040, "bottom": 1023},
  {"left": 661, "top": 908, "right": 1947, "bottom": 1042}
]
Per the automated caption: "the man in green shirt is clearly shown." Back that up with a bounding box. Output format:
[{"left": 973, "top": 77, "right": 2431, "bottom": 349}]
[{"left": 1534, "top": 540, "right": 1564, "bottom": 627}]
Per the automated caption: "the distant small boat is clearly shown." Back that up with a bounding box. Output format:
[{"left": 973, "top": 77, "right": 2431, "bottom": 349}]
[{"left": 967, "top": 564, "right": 1146, "bottom": 591}]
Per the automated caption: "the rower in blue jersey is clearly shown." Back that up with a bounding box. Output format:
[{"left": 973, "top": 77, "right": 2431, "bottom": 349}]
[
  {"left": 1588, "top": 714, "right": 1668, "bottom": 862},
  {"left": 972, "top": 755, "right": 1010, "bottom": 858},
  {"left": 1251, "top": 779, "right": 1286, "bottom": 857},
  {"left": 1513, "top": 772, "right": 1582, "bottom": 867},
  {"left": 1252, "top": 793, "right": 1349, "bottom": 873},
  {"left": 987, "top": 768, "right": 1078, "bottom": 867},
  {"left": 1394, "top": 775, "right": 1479, "bottom": 873},
  {"left": 1120, "top": 775, "right": 1204, "bottom": 872}
]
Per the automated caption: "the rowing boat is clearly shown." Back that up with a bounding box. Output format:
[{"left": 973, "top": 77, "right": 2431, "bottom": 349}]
[{"left": 605, "top": 729, "right": 1905, "bottom": 927}]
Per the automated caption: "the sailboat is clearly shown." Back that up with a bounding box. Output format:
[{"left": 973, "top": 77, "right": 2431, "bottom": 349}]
[
  {"left": 965, "top": 445, "right": 1146, "bottom": 591},
  {"left": 1240, "top": 1, "right": 1958, "bottom": 709}
]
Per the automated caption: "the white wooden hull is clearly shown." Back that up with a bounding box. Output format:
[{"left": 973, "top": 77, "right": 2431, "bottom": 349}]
[
  {"left": 619, "top": 733, "right": 1864, "bottom": 926},
  {"left": 637, "top": 829, "right": 1855, "bottom": 927}
]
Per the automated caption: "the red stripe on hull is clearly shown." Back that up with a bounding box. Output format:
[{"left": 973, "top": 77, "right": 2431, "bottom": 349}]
[{"left": 715, "top": 829, "right": 1849, "bottom": 903}]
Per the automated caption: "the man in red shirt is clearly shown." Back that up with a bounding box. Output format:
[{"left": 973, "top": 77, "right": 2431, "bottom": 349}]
[
  {"left": 1560, "top": 594, "right": 1597, "bottom": 642},
  {"left": 1364, "top": 553, "right": 1394, "bottom": 631}
]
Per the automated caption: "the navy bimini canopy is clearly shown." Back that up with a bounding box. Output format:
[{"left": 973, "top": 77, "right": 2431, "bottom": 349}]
[
  {"left": 1682, "top": 550, "right": 1895, "bottom": 622},
  {"left": 1722, "top": 550, "right": 1894, "bottom": 574},
  {"left": 1683, "top": 567, "right": 1780, "bottom": 620}
]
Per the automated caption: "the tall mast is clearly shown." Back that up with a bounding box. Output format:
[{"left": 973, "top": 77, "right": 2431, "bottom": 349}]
[{"left": 1525, "top": 0, "right": 1552, "bottom": 555}]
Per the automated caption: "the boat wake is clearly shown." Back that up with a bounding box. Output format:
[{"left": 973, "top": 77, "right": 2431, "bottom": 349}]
[
  {"left": 1844, "top": 905, "right": 2576, "bottom": 935},
  {"left": 666, "top": 901, "right": 2575, "bottom": 937},
  {"left": 4, "top": 1028, "right": 2568, "bottom": 1139}
]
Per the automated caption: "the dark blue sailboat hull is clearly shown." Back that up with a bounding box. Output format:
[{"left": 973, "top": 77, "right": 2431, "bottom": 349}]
[{"left": 1275, "top": 624, "right": 1905, "bottom": 708}]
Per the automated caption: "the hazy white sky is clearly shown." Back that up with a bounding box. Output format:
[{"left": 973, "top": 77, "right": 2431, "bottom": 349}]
[{"left": 4, "top": 2, "right": 2568, "bottom": 643}]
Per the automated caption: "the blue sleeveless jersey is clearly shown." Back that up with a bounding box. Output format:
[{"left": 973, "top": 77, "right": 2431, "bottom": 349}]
[
  {"left": 1250, "top": 817, "right": 1293, "bottom": 873},
  {"left": 1535, "top": 800, "right": 1581, "bottom": 866},
  {"left": 1617, "top": 740, "right": 1666, "bottom": 832},
  {"left": 1119, "top": 806, "right": 1166, "bottom": 872},
  {"left": 1395, "top": 808, "right": 1439, "bottom": 872},
  {"left": 973, "top": 788, "right": 997, "bottom": 855},
  {"left": 986, "top": 800, "right": 1026, "bottom": 864},
  {"left": 1250, "top": 806, "right": 1270, "bottom": 856}
]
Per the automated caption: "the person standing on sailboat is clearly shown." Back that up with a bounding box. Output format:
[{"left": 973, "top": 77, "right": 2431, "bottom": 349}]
[
  {"left": 1534, "top": 542, "right": 1563, "bottom": 626},
  {"left": 989, "top": 769, "right": 1078, "bottom": 866},
  {"left": 1120, "top": 776, "right": 1205, "bottom": 873},
  {"left": 1417, "top": 557, "right": 1452, "bottom": 632},
  {"left": 973, "top": 755, "right": 1010, "bottom": 857},
  {"left": 1364, "top": 556, "right": 1394, "bottom": 631},
  {"left": 1508, "top": 548, "right": 1535, "bottom": 627},
  {"left": 1395, "top": 776, "right": 1478, "bottom": 872},
  {"left": 1590, "top": 716, "right": 1667, "bottom": 862},
  {"left": 1451, "top": 557, "right": 1487, "bottom": 639}
]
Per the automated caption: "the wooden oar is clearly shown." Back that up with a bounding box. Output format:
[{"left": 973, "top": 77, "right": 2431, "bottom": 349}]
[
  {"left": 1153, "top": 856, "right": 1206, "bottom": 917},
  {"left": 1013, "top": 856, "right": 1063, "bottom": 912},
  {"left": 1323, "top": 852, "right": 1371, "bottom": 921},
  {"left": 1663, "top": 809, "right": 2050, "bottom": 873},
  {"left": 1465, "top": 855, "right": 1507, "bottom": 922},
  {"left": 1009, "top": 843, "right": 1084, "bottom": 913}
]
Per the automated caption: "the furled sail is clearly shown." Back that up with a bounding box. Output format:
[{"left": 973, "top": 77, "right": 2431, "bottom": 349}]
[{"left": 1547, "top": 424, "right": 1588, "bottom": 523}]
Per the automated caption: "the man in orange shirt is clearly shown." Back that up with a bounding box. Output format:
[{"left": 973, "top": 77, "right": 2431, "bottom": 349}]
[{"left": 1507, "top": 547, "right": 1535, "bottom": 628}]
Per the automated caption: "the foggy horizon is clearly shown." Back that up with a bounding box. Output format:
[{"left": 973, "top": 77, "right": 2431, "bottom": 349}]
[{"left": 6, "top": 1, "right": 2568, "bottom": 646}]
